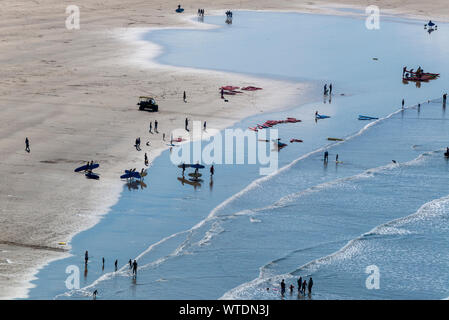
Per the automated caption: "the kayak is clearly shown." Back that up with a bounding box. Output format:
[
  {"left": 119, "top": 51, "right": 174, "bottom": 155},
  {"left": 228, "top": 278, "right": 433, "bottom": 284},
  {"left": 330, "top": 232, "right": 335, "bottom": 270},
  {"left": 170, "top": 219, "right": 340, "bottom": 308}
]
[{"left": 358, "top": 115, "right": 379, "bottom": 120}]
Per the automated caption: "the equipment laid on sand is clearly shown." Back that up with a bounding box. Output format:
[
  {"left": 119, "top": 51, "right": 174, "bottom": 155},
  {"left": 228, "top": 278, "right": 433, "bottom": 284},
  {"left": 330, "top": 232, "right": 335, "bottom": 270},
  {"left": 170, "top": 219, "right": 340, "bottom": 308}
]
[
  {"left": 137, "top": 96, "right": 158, "bottom": 112},
  {"left": 358, "top": 115, "right": 379, "bottom": 120},
  {"left": 74, "top": 163, "right": 99, "bottom": 172},
  {"left": 85, "top": 171, "right": 100, "bottom": 180},
  {"left": 328, "top": 137, "right": 344, "bottom": 141}
]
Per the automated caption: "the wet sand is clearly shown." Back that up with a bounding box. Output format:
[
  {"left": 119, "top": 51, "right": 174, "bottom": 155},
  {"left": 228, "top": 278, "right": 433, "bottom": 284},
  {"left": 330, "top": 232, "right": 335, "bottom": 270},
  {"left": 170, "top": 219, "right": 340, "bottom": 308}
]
[{"left": 0, "top": 0, "right": 447, "bottom": 299}]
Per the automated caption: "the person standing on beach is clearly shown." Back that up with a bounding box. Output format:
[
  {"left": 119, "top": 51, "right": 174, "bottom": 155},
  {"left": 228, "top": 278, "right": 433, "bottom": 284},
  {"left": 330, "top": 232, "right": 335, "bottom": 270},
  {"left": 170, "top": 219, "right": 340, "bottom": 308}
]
[
  {"left": 308, "top": 277, "right": 313, "bottom": 294},
  {"left": 182, "top": 163, "right": 186, "bottom": 176},
  {"left": 336, "top": 154, "right": 339, "bottom": 162},
  {"left": 155, "top": 120, "right": 158, "bottom": 133},
  {"left": 149, "top": 122, "right": 152, "bottom": 133},
  {"left": 329, "top": 83, "right": 333, "bottom": 95},
  {"left": 185, "top": 117, "right": 189, "bottom": 131},
  {"left": 402, "top": 99, "right": 405, "bottom": 109},
  {"left": 93, "top": 289, "right": 98, "bottom": 300},
  {"left": 297, "top": 277, "right": 302, "bottom": 294},
  {"left": 204, "top": 121, "right": 207, "bottom": 131},
  {"left": 129, "top": 259, "right": 132, "bottom": 269},
  {"left": 324, "top": 84, "right": 327, "bottom": 95},
  {"left": 221, "top": 87, "right": 224, "bottom": 99},
  {"left": 114, "top": 259, "right": 118, "bottom": 271},
  {"left": 183, "top": 91, "right": 187, "bottom": 103},
  {"left": 302, "top": 280, "right": 307, "bottom": 294},
  {"left": 132, "top": 260, "right": 138, "bottom": 276},
  {"left": 210, "top": 165, "right": 214, "bottom": 176},
  {"left": 84, "top": 251, "right": 89, "bottom": 265},
  {"left": 443, "top": 93, "right": 447, "bottom": 106},
  {"left": 144, "top": 153, "right": 149, "bottom": 166},
  {"left": 324, "top": 151, "right": 329, "bottom": 162},
  {"left": 102, "top": 257, "right": 105, "bottom": 270},
  {"left": 25, "top": 137, "right": 30, "bottom": 153},
  {"left": 280, "top": 279, "right": 286, "bottom": 296}
]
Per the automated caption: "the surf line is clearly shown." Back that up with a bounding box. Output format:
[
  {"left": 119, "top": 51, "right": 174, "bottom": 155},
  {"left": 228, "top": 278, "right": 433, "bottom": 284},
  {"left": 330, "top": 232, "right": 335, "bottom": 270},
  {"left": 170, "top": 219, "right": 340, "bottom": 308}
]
[{"left": 61, "top": 100, "right": 434, "bottom": 298}]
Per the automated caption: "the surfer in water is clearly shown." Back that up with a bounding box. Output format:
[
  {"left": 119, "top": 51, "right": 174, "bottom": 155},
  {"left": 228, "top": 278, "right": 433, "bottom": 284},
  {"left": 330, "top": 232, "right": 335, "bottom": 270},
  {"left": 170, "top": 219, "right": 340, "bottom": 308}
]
[
  {"left": 25, "top": 137, "right": 30, "bottom": 153},
  {"left": 84, "top": 250, "right": 89, "bottom": 265},
  {"left": 324, "top": 151, "right": 329, "bottom": 163},
  {"left": 93, "top": 289, "right": 98, "bottom": 300},
  {"left": 302, "top": 280, "right": 307, "bottom": 294}
]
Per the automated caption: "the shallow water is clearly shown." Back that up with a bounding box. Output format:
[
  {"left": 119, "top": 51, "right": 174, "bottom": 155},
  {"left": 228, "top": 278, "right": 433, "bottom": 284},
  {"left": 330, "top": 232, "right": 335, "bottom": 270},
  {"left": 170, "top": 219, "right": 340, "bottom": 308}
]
[{"left": 27, "top": 11, "right": 449, "bottom": 299}]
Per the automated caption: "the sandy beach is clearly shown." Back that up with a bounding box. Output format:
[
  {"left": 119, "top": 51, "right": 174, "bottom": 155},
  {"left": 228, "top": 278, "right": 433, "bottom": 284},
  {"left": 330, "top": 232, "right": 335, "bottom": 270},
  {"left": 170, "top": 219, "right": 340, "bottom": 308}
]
[{"left": 1, "top": 0, "right": 448, "bottom": 299}]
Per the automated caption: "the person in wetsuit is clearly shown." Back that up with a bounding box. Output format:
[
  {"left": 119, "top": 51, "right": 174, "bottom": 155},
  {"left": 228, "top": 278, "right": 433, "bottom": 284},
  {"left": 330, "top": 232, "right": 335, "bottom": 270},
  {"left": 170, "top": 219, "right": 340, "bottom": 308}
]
[
  {"left": 297, "top": 277, "right": 302, "bottom": 294},
  {"left": 308, "top": 277, "right": 313, "bottom": 294},
  {"left": 84, "top": 251, "right": 88, "bottom": 265},
  {"left": 280, "top": 279, "right": 286, "bottom": 296},
  {"left": 132, "top": 260, "right": 138, "bottom": 275}
]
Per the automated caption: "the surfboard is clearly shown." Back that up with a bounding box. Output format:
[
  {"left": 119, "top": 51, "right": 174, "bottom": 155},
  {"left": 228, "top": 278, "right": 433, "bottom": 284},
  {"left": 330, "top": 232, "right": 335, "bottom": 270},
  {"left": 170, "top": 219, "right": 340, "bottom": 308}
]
[
  {"left": 316, "top": 115, "right": 330, "bottom": 119},
  {"left": 175, "top": 8, "right": 184, "bottom": 13},
  {"left": 190, "top": 164, "right": 205, "bottom": 169},
  {"left": 120, "top": 172, "right": 141, "bottom": 179},
  {"left": 177, "top": 164, "right": 192, "bottom": 169},
  {"left": 74, "top": 163, "right": 99, "bottom": 172},
  {"left": 327, "top": 137, "right": 344, "bottom": 141}
]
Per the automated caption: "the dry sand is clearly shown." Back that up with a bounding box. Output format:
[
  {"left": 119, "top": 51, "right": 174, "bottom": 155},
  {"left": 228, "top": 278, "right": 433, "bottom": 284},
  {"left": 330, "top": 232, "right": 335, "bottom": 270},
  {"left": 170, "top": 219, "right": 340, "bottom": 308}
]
[{"left": 0, "top": 0, "right": 447, "bottom": 299}]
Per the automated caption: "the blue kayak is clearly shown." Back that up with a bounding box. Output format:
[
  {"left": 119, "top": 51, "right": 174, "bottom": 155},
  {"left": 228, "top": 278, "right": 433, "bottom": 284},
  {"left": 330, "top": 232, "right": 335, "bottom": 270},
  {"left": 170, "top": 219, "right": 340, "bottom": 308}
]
[
  {"left": 75, "top": 163, "right": 99, "bottom": 172},
  {"left": 358, "top": 115, "right": 379, "bottom": 120},
  {"left": 120, "top": 172, "right": 141, "bottom": 179}
]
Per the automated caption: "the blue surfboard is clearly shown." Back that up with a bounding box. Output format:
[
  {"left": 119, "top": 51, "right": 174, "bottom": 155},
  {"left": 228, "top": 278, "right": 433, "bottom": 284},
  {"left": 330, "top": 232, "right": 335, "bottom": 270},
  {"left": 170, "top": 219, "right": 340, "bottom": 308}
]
[{"left": 75, "top": 163, "right": 99, "bottom": 172}]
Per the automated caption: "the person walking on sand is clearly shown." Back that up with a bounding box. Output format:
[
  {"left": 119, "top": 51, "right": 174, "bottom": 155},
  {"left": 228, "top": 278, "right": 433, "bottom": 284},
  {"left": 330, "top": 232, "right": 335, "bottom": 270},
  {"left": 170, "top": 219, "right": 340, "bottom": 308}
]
[
  {"left": 308, "top": 277, "right": 313, "bottom": 294},
  {"left": 25, "top": 137, "right": 30, "bottom": 153},
  {"left": 185, "top": 117, "right": 189, "bottom": 131},
  {"left": 155, "top": 120, "right": 158, "bottom": 133},
  {"left": 280, "top": 279, "right": 286, "bottom": 296},
  {"left": 84, "top": 251, "right": 89, "bottom": 265},
  {"left": 149, "top": 122, "right": 152, "bottom": 133},
  {"left": 132, "top": 260, "right": 138, "bottom": 275},
  {"left": 183, "top": 91, "right": 187, "bottom": 103},
  {"left": 144, "top": 153, "right": 149, "bottom": 166},
  {"left": 329, "top": 83, "right": 333, "bottom": 95}
]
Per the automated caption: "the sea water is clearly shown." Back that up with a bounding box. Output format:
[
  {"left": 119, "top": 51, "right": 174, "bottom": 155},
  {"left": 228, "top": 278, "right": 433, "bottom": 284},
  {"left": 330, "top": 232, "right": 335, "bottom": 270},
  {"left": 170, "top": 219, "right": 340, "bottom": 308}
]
[{"left": 27, "top": 11, "right": 449, "bottom": 299}]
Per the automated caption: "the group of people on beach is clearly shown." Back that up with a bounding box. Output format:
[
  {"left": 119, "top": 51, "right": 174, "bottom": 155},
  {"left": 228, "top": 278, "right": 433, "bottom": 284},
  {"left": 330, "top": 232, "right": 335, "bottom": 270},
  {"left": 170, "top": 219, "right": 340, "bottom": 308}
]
[
  {"left": 278, "top": 277, "right": 313, "bottom": 298},
  {"left": 197, "top": 8, "right": 205, "bottom": 16},
  {"left": 84, "top": 250, "right": 139, "bottom": 299}
]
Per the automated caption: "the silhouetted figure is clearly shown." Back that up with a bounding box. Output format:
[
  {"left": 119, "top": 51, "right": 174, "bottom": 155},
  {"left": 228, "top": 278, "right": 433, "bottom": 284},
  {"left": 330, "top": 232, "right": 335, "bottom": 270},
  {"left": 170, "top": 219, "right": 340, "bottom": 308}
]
[
  {"left": 93, "top": 289, "right": 98, "bottom": 300},
  {"left": 185, "top": 117, "right": 189, "bottom": 131},
  {"left": 402, "top": 99, "right": 405, "bottom": 109},
  {"left": 132, "top": 260, "right": 138, "bottom": 276},
  {"left": 308, "top": 277, "right": 313, "bottom": 294},
  {"left": 329, "top": 83, "right": 333, "bottom": 95},
  {"left": 210, "top": 165, "right": 214, "bottom": 176},
  {"left": 114, "top": 259, "right": 118, "bottom": 271},
  {"left": 25, "top": 137, "right": 30, "bottom": 153},
  {"left": 84, "top": 250, "right": 88, "bottom": 265},
  {"left": 155, "top": 120, "right": 158, "bottom": 133},
  {"left": 324, "top": 151, "right": 329, "bottom": 162},
  {"left": 302, "top": 280, "right": 307, "bottom": 294},
  {"left": 129, "top": 259, "right": 132, "bottom": 269},
  {"left": 102, "top": 257, "right": 105, "bottom": 270},
  {"left": 183, "top": 91, "right": 187, "bottom": 102},
  {"left": 280, "top": 279, "right": 286, "bottom": 296},
  {"left": 297, "top": 277, "right": 302, "bottom": 293}
]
